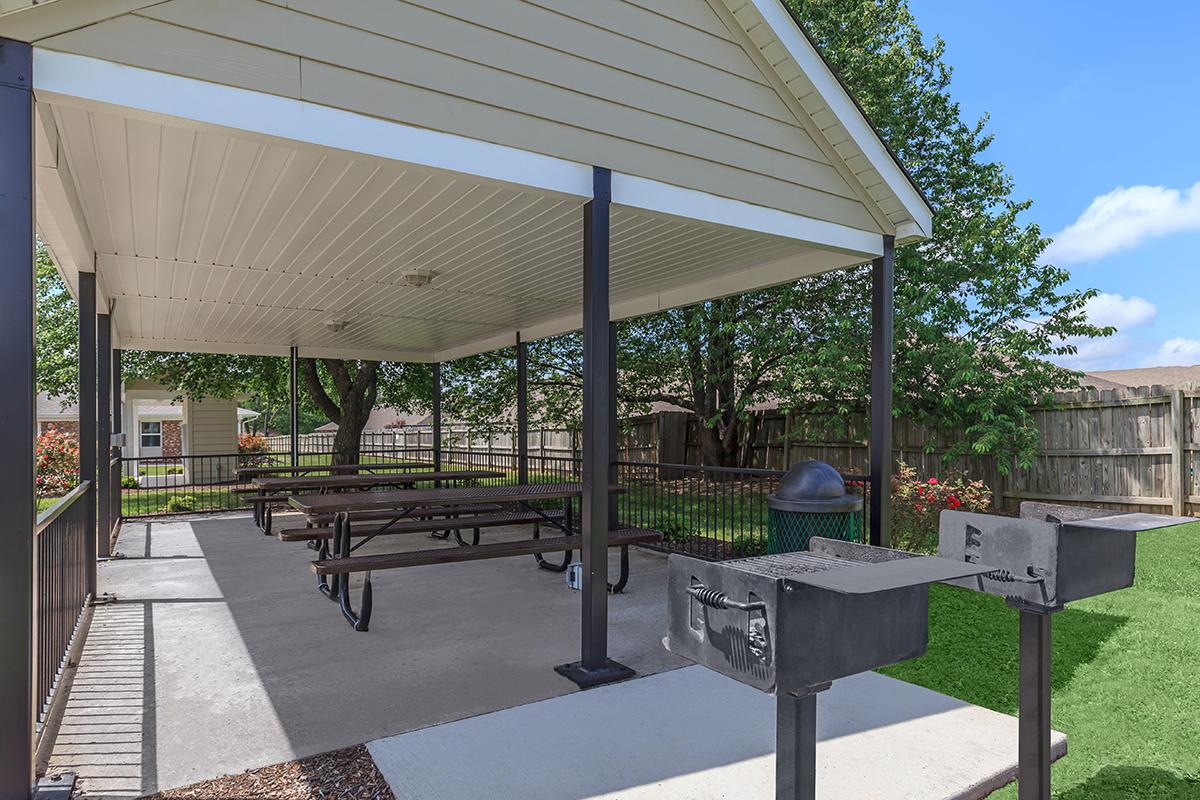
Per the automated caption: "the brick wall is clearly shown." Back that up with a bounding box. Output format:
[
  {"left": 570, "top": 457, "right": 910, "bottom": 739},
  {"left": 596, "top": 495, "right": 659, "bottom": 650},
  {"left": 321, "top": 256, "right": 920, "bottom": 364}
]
[{"left": 162, "top": 420, "right": 182, "bottom": 457}]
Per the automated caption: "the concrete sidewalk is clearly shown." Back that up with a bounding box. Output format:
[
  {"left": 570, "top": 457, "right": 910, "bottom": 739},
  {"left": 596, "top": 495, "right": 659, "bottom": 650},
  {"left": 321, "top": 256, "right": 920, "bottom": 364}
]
[{"left": 368, "top": 665, "right": 1067, "bottom": 799}]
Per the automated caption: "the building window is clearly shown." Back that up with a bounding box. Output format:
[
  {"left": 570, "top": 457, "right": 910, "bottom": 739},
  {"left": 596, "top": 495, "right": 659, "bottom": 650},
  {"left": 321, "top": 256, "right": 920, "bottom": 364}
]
[{"left": 140, "top": 421, "right": 162, "bottom": 449}]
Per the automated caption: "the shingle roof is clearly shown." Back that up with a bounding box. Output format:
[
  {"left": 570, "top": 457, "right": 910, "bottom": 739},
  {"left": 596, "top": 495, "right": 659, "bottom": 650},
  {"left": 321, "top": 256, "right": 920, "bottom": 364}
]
[{"left": 1081, "top": 365, "right": 1200, "bottom": 390}]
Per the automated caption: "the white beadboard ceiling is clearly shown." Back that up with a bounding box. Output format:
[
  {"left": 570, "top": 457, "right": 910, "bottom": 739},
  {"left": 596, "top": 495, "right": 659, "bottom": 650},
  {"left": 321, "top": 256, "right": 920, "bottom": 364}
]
[{"left": 45, "top": 99, "right": 854, "bottom": 362}]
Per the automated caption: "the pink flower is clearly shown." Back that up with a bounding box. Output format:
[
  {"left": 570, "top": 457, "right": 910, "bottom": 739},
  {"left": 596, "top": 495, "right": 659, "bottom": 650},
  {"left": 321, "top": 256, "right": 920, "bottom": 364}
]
[{"left": 927, "top": 477, "right": 939, "bottom": 485}]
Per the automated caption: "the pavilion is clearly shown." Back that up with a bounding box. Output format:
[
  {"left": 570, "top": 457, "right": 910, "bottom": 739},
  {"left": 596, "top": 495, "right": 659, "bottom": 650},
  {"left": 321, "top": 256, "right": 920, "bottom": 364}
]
[{"left": 0, "top": 2, "right": 931, "bottom": 796}]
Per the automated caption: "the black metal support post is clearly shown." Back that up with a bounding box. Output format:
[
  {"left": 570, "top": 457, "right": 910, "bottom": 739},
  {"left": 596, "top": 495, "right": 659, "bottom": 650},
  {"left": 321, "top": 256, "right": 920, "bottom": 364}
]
[
  {"left": 78, "top": 271, "right": 97, "bottom": 596},
  {"left": 555, "top": 166, "right": 633, "bottom": 689},
  {"left": 516, "top": 335, "right": 529, "bottom": 485},
  {"left": 869, "top": 235, "right": 895, "bottom": 547},
  {"left": 0, "top": 36, "right": 35, "bottom": 800},
  {"left": 1018, "top": 609, "right": 1052, "bottom": 800},
  {"left": 432, "top": 362, "right": 442, "bottom": 472},
  {"left": 289, "top": 346, "right": 299, "bottom": 468},
  {"left": 112, "top": 349, "right": 122, "bottom": 441},
  {"left": 776, "top": 686, "right": 825, "bottom": 800},
  {"left": 607, "top": 321, "right": 618, "bottom": 528},
  {"left": 97, "top": 312, "right": 111, "bottom": 558}
]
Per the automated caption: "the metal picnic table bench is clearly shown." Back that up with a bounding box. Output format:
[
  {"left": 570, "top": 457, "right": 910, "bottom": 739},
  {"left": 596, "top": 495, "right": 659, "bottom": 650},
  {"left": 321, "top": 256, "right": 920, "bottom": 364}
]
[
  {"left": 288, "top": 483, "right": 661, "bottom": 631},
  {"left": 244, "top": 469, "right": 503, "bottom": 535},
  {"left": 235, "top": 461, "right": 430, "bottom": 480}
]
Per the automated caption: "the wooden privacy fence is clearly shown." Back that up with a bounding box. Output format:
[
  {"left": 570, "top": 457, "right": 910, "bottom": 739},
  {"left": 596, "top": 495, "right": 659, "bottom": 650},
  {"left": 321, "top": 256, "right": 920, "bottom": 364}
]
[{"left": 266, "top": 383, "right": 1199, "bottom": 517}]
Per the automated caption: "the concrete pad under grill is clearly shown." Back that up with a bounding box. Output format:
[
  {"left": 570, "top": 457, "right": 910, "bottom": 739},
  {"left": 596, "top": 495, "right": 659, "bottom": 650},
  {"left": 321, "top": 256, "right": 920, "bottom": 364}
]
[{"left": 368, "top": 665, "right": 1066, "bottom": 800}]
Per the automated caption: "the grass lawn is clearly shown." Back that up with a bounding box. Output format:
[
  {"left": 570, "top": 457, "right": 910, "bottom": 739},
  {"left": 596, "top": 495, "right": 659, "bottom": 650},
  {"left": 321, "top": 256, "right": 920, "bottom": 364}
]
[{"left": 880, "top": 521, "right": 1200, "bottom": 799}]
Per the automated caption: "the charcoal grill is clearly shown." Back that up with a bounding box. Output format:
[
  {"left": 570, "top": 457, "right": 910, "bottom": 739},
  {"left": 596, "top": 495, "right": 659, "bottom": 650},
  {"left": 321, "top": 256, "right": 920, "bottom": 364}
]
[
  {"left": 667, "top": 538, "right": 995, "bottom": 800},
  {"left": 939, "top": 503, "right": 1194, "bottom": 800}
]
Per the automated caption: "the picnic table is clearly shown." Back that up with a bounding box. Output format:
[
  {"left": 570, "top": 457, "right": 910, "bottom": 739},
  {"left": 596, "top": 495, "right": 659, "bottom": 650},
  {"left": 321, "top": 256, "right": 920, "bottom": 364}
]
[
  {"left": 289, "top": 483, "right": 659, "bottom": 632},
  {"left": 235, "top": 461, "right": 429, "bottom": 480},
  {"left": 246, "top": 469, "right": 502, "bottom": 535}
]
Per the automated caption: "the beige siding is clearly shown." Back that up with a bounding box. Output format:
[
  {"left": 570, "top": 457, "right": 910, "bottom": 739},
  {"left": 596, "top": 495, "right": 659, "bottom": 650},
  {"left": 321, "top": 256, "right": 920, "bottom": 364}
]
[
  {"left": 35, "top": 0, "right": 882, "bottom": 231},
  {"left": 183, "top": 397, "right": 239, "bottom": 484},
  {"left": 183, "top": 397, "right": 239, "bottom": 456}
]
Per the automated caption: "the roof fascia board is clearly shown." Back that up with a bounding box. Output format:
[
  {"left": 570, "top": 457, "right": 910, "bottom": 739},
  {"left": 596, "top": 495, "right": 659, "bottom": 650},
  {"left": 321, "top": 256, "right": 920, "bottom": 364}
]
[{"left": 732, "top": 0, "right": 933, "bottom": 238}]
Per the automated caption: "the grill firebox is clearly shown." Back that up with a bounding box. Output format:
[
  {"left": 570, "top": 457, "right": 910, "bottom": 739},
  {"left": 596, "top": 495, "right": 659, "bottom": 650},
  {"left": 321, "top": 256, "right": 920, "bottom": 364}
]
[
  {"left": 666, "top": 538, "right": 995, "bottom": 800},
  {"left": 938, "top": 503, "right": 1194, "bottom": 800}
]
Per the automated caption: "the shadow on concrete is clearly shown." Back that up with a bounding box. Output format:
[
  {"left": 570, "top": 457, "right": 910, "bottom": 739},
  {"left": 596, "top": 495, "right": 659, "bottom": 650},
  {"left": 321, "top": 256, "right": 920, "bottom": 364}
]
[
  {"left": 184, "top": 512, "right": 686, "bottom": 762},
  {"left": 1057, "top": 765, "right": 1200, "bottom": 800}
]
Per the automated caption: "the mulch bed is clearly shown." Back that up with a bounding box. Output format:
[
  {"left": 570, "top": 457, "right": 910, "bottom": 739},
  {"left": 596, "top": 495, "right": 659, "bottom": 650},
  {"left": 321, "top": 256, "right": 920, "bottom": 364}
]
[
  {"left": 642, "top": 534, "right": 738, "bottom": 560},
  {"left": 143, "top": 745, "right": 394, "bottom": 800}
]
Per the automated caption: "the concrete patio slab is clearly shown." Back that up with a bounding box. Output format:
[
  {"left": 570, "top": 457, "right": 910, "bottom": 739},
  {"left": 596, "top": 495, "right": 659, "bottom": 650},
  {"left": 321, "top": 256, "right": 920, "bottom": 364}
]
[
  {"left": 368, "top": 665, "right": 1066, "bottom": 800},
  {"left": 48, "top": 512, "right": 685, "bottom": 797}
]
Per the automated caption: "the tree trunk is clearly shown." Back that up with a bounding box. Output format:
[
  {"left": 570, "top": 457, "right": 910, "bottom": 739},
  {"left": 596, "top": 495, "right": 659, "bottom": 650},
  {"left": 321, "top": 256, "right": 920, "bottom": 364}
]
[
  {"left": 330, "top": 416, "right": 364, "bottom": 466},
  {"left": 299, "top": 357, "right": 379, "bottom": 467},
  {"left": 696, "top": 418, "right": 737, "bottom": 469}
]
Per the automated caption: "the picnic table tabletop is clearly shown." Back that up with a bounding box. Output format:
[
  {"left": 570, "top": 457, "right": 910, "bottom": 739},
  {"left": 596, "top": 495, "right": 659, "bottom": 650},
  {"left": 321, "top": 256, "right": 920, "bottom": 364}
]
[
  {"left": 254, "top": 469, "right": 502, "bottom": 493},
  {"left": 288, "top": 482, "right": 625, "bottom": 517},
  {"left": 236, "top": 461, "right": 429, "bottom": 479}
]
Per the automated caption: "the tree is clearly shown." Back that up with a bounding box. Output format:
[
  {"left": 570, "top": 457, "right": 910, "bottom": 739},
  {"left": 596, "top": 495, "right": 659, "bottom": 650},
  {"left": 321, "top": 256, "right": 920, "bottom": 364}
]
[
  {"left": 36, "top": 244, "right": 79, "bottom": 405},
  {"left": 445, "top": 0, "right": 1111, "bottom": 471}
]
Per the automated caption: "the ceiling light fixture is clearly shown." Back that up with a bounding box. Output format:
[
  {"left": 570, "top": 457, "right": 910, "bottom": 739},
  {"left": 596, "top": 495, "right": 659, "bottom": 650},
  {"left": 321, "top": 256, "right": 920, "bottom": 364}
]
[
  {"left": 325, "top": 318, "right": 350, "bottom": 333},
  {"left": 402, "top": 268, "right": 436, "bottom": 288}
]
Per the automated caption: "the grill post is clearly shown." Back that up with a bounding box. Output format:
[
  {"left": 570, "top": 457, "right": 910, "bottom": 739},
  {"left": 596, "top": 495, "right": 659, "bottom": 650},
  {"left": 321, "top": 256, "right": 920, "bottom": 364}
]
[
  {"left": 1018, "top": 608, "right": 1052, "bottom": 800},
  {"left": 776, "top": 685, "right": 826, "bottom": 800}
]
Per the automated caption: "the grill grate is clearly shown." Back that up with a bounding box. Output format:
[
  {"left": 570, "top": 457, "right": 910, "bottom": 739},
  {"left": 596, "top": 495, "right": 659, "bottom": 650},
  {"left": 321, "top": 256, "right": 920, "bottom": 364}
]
[{"left": 722, "top": 551, "right": 855, "bottom": 579}]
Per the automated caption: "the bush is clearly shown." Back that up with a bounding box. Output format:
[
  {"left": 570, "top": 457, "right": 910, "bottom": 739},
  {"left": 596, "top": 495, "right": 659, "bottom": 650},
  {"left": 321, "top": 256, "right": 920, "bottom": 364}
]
[
  {"left": 656, "top": 514, "right": 694, "bottom": 544},
  {"left": 121, "top": 475, "right": 140, "bottom": 489},
  {"left": 165, "top": 494, "right": 196, "bottom": 513},
  {"left": 238, "top": 433, "right": 270, "bottom": 454},
  {"left": 238, "top": 433, "right": 272, "bottom": 467},
  {"left": 729, "top": 534, "right": 767, "bottom": 558},
  {"left": 36, "top": 426, "right": 79, "bottom": 498},
  {"left": 891, "top": 462, "right": 992, "bottom": 553}
]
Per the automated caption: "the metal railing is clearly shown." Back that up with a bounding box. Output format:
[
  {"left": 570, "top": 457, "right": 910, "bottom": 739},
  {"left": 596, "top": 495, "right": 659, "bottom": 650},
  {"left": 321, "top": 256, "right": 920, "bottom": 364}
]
[
  {"left": 119, "top": 449, "right": 434, "bottom": 517},
  {"left": 614, "top": 462, "right": 870, "bottom": 560},
  {"left": 115, "top": 448, "right": 871, "bottom": 561},
  {"left": 35, "top": 481, "right": 93, "bottom": 738}
]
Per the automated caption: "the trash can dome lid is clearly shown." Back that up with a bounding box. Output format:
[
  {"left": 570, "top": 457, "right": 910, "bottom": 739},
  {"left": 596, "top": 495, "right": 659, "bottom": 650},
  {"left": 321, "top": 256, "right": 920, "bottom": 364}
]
[{"left": 767, "top": 459, "right": 862, "bottom": 513}]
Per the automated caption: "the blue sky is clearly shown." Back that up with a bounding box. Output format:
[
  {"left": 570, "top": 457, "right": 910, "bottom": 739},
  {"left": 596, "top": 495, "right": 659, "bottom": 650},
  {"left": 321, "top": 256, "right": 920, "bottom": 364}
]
[{"left": 906, "top": 1, "right": 1200, "bottom": 371}]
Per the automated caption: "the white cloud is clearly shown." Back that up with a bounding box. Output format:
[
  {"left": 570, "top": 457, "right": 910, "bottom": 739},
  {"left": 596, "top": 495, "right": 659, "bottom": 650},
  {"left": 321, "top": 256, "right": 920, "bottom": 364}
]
[
  {"left": 1051, "top": 335, "right": 1136, "bottom": 371},
  {"left": 1145, "top": 338, "right": 1200, "bottom": 366},
  {"left": 1082, "top": 292, "right": 1156, "bottom": 330},
  {"left": 1044, "top": 181, "right": 1200, "bottom": 263}
]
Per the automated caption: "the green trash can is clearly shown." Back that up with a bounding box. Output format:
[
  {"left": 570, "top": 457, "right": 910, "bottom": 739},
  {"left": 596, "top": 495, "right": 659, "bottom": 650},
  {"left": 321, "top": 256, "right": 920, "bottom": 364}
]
[{"left": 767, "top": 460, "right": 863, "bottom": 554}]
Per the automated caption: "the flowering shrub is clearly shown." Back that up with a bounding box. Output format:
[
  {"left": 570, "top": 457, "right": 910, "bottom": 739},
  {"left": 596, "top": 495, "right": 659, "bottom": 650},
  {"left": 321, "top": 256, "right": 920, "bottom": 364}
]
[
  {"left": 891, "top": 462, "right": 992, "bottom": 553},
  {"left": 237, "top": 433, "right": 272, "bottom": 467},
  {"left": 36, "top": 426, "right": 79, "bottom": 498},
  {"left": 238, "top": 433, "right": 270, "bottom": 455}
]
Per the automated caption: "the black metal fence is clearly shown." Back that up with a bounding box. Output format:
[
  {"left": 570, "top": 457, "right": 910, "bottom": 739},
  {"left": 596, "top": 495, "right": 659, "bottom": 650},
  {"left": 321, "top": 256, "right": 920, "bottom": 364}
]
[
  {"left": 118, "top": 449, "right": 434, "bottom": 517},
  {"left": 115, "top": 448, "right": 871, "bottom": 562},
  {"left": 35, "top": 481, "right": 92, "bottom": 738}
]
